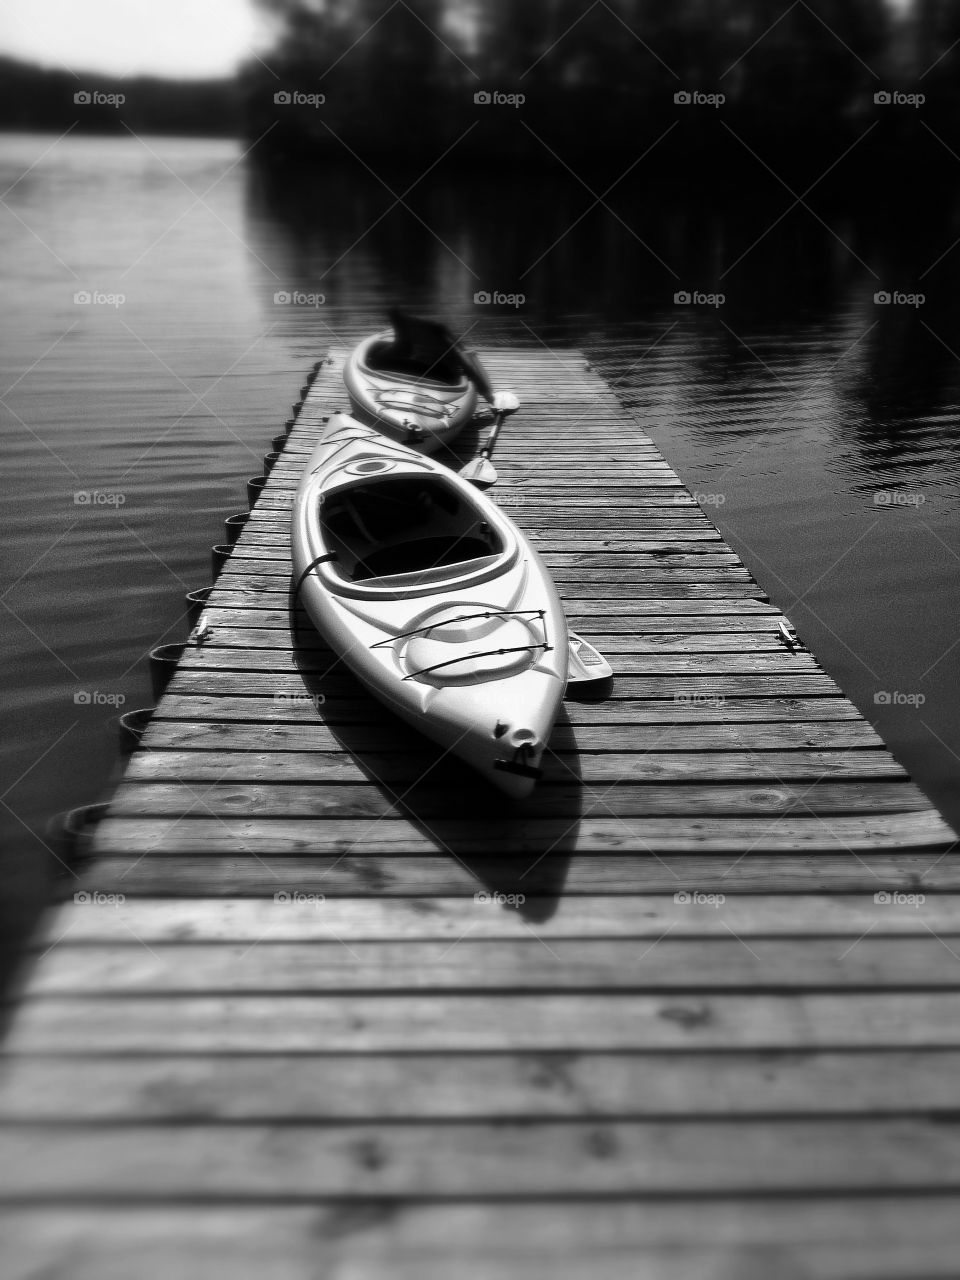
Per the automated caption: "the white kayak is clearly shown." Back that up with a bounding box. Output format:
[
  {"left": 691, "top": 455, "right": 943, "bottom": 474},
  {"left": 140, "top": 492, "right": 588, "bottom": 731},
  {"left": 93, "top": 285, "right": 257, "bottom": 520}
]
[
  {"left": 291, "top": 413, "right": 569, "bottom": 798},
  {"left": 343, "top": 330, "right": 479, "bottom": 453}
]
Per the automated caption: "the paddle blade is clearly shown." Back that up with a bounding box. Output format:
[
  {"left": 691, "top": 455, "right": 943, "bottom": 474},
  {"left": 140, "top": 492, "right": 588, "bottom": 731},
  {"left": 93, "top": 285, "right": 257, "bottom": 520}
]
[
  {"left": 459, "top": 456, "right": 498, "bottom": 488},
  {"left": 566, "top": 632, "right": 614, "bottom": 688}
]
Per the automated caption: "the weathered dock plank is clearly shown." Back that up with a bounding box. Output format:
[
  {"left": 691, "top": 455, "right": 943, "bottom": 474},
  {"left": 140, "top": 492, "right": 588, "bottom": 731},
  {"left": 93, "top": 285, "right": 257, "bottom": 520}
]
[
  {"left": 21, "top": 894, "right": 960, "bottom": 942},
  {"left": 11, "top": 993, "right": 960, "bottom": 1053},
  {"left": 4, "top": 1049, "right": 960, "bottom": 1119},
  {"left": 3, "top": 1203, "right": 959, "bottom": 1280},
  {"left": 62, "top": 851, "right": 960, "bottom": 895},
  {"left": 6, "top": 1119, "right": 960, "bottom": 1197},
  {"left": 23, "top": 936, "right": 960, "bottom": 993},
  {"left": 86, "top": 811, "right": 955, "bottom": 858},
  {"left": 107, "top": 778, "right": 921, "bottom": 820}
]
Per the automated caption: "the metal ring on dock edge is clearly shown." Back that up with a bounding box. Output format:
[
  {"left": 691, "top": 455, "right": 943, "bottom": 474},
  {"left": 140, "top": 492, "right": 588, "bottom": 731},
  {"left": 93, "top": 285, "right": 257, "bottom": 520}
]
[
  {"left": 117, "top": 707, "right": 155, "bottom": 754},
  {"left": 224, "top": 512, "right": 248, "bottom": 544},
  {"left": 149, "top": 644, "right": 186, "bottom": 700},
  {"left": 185, "top": 586, "right": 213, "bottom": 618},
  {"left": 46, "top": 802, "right": 110, "bottom": 870},
  {"left": 211, "top": 543, "right": 232, "bottom": 579}
]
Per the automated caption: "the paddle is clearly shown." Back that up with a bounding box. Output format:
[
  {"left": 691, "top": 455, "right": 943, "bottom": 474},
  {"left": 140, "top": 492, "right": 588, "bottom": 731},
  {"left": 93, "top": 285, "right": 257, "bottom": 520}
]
[
  {"left": 459, "top": 391, "right": 520, "bottom": 488},
  {"left": 566, "top": 632, "right": 614, "bottom": 689}
]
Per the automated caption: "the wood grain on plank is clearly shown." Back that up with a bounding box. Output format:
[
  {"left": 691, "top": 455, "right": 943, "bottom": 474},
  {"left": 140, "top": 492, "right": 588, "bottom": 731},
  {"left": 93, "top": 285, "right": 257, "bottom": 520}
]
[
  {"left": 2, "top": 1203, "right": 960, "bottom": 1271},
  {"left": 86, "top": 811, "right": 954, "bottom": 858},
  {"left": 107, "top": 778, "right": 920, "bottom": 821},
  {"left": 5, "top": 1119, "right": 960, "bottom": 1197},
  {"left": 70, "top": 852, "right": 960, "bottom": 895},
  {"left": 27, "top": 894, "right": 958, "bottom": 944},
  {"left": 3, "top": 1051, "right": 960, "bottom": 1121},
  {"left": 22, "top": 936, "right": 960, "bottom": 995}
]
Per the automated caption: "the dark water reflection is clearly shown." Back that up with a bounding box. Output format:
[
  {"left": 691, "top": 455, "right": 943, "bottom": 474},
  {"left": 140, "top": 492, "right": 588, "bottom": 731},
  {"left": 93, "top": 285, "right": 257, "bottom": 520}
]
[{"left": 3, "top": 134, "right": 960, "bottom": 961}]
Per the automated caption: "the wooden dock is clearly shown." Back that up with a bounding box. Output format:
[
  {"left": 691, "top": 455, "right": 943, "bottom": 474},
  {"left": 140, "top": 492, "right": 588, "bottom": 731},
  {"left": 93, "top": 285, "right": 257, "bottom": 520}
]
[{"left": 3, "top": 349, "right": 960, "bottom": 1278}]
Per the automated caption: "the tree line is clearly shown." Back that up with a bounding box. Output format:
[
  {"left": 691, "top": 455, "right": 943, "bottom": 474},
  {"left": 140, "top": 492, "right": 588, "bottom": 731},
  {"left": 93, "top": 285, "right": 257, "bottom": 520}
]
[{"left": 241, "top": 0, "right": 960, "bottom": 184}]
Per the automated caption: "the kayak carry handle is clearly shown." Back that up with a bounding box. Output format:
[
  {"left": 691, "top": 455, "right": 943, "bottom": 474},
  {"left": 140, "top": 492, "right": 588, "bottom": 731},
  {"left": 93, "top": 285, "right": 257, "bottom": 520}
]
[
  {"left": 401, "top": 643, "right": 552, "bottom": 681},
  {"left": 494, "top": 744, "right": 543, "bottom": 780},
  {"left": 371, "top": 608, "right": 546, "bottom": 649}
]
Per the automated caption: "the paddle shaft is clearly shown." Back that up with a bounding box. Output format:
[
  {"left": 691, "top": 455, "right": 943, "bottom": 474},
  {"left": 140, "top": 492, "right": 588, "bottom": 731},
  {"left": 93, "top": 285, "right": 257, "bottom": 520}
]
[{"left": 480, "top": 407, "right": 509, "bottom": 460}]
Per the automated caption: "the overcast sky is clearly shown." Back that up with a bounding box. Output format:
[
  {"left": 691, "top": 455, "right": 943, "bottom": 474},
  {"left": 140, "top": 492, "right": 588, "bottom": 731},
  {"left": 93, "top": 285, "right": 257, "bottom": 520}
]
[{"left": 0, "top": 0, "right": 262, "bottom": 78}]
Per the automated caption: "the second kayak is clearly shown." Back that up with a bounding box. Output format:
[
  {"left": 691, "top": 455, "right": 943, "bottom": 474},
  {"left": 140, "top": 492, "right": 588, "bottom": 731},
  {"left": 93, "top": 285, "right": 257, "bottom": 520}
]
[{"left": 343, "top": 312, "right": 492, "bottom": 452}]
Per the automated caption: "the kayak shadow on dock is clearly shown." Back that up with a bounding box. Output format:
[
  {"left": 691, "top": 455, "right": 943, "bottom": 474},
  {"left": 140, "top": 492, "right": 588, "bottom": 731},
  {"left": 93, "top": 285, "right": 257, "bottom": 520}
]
[{"left": 290, "top": 614, "right": 579, "bottom": 919}]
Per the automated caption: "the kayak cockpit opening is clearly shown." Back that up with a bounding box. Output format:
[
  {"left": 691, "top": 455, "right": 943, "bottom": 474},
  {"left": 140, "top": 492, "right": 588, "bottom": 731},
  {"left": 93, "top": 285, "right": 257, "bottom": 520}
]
[
  {"left": 320, "top": 476, "right": 505, "bottom": 584},
  {"left": 366, "top": 336, "right": 466, "bottom": 387}
]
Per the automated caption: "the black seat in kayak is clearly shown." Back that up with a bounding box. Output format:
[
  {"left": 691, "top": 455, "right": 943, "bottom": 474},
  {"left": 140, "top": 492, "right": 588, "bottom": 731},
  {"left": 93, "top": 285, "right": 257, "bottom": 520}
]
[
  {"left": 322, "top": 477, "right": 502, "bottom": 581},
  {"left": 353, "top": 536, "right": 493, "bottom": 580}
]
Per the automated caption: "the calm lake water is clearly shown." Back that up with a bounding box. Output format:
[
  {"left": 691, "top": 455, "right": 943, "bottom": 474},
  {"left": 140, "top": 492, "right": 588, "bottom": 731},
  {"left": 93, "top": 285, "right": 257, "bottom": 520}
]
[{"left": 2, "top": 133, "right": 959, "bottom": 951}]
